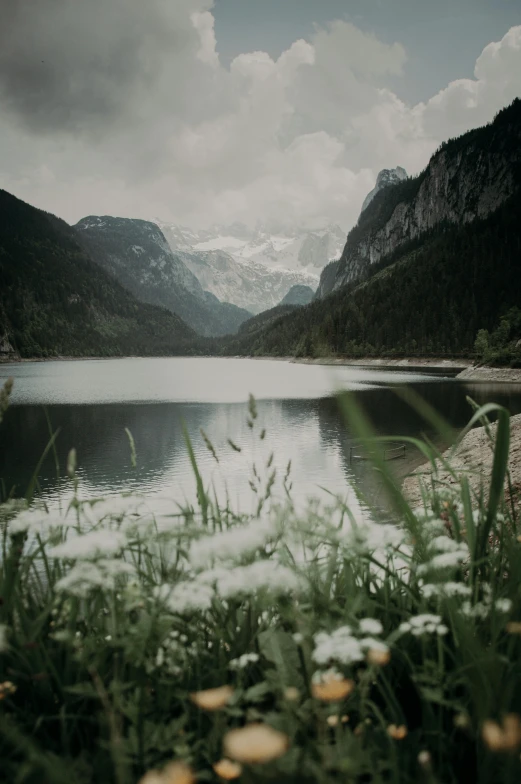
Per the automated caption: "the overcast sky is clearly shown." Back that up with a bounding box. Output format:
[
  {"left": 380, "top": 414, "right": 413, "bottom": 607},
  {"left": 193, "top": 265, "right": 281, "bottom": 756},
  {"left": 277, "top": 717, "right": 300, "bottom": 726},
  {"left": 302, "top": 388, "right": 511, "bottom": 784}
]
[{"left": 0, "top": 0, "right": 520, "bottom": 231}]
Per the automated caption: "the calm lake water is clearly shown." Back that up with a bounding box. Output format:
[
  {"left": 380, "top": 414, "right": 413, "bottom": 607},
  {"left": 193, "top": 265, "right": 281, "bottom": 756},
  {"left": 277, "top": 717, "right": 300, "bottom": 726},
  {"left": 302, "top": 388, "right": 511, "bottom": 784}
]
[{"left": 1, "top": 358, "right": 521, "bottom": 514}]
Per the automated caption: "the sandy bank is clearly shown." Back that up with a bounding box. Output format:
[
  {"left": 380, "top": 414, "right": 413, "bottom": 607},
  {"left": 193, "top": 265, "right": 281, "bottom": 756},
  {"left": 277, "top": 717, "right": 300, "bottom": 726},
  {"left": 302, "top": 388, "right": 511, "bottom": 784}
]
[
  {"left": 291, "top": 357, "right": 472, "bottom": 370},
  {"left": 456, "top": 366, "right": 521, "bottom": 383},
  {"left": 403, "top": 413, "right": 521, "bottom": 511}
]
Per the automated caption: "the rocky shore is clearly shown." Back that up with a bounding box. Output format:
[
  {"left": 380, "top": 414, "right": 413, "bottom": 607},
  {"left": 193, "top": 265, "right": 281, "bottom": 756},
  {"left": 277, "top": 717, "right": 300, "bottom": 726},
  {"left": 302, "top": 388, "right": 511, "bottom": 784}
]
[
  {"left": 403, "top": 413, "right": 521, "bottom": 511},
  {"left": 456, "top": 366, "right": 521, "bottom": 383}
]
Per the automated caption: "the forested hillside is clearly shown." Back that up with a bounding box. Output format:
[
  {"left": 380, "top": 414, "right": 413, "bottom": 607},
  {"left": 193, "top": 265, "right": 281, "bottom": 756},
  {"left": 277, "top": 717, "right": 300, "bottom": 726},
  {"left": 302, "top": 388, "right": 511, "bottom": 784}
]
[
  {"left": 0, "top": 190, "right": 199, "bottom": 358},
  {"left": 75, "top": 217, "right": 251, "bottom": 337},
  {"left": 219, "top": 195, "right": 521, "bottom": 360}
]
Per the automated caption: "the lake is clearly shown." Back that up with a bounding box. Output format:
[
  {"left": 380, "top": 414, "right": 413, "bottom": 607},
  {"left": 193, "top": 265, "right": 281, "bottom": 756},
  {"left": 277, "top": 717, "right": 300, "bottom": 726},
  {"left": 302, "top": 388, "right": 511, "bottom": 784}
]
[{"left": 1, "top": 357, "right": 521, "bottom": 515}]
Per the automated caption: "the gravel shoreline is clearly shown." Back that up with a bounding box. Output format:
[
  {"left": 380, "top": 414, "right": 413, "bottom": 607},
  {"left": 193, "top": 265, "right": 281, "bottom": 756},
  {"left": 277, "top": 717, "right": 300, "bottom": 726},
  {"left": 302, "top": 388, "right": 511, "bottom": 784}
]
[{"left": 403, "top": 413, "right": 521, "bottom": 511}]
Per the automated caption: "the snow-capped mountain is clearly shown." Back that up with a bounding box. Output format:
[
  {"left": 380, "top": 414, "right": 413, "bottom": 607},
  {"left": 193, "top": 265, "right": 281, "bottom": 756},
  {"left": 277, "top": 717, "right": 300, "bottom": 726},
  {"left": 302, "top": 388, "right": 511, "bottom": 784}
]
[
  {"left": 176, "top": 249, "right": 318, "bottom": 315},
  {"left": 155, "top": 221, "right": 345, "bottom": 313}
]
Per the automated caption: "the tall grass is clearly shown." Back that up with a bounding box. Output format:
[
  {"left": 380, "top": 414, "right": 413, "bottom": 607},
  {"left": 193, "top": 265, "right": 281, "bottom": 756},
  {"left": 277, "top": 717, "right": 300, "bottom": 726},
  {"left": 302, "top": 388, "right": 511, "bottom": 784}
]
[{"left": 1, "top": 381, "right": 521, "bottom": 784}]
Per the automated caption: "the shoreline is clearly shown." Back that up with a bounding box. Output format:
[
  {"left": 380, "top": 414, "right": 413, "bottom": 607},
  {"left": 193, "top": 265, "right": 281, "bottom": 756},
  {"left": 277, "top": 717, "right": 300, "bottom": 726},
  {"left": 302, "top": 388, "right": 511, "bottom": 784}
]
[
  {"left": 403, "top": 413, "right": 521, "bottom": 510},
  {"left": 2, "top": 353, "right": 521, "bottom": 383}
]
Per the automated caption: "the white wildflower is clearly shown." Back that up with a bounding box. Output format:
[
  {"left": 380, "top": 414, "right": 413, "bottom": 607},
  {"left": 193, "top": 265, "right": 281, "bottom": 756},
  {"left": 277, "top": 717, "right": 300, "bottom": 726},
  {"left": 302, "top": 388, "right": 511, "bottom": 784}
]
[
  {"left": 495, "top": 599, "right": 512, "bottom": 613},
  {"left": 360, "top": 637, "right": 389, "bottom": 653},
  {"left": 358, "top": 618, "right": 383, "bottom": 636},
  {"left": 399, "top": 614, "right": 447, "bottom": 637},
  {"left": 55, "top": 559, "right": 135, "bottom": 598},
  {"left": 207, "top": 561, "right": 301, "bottom": 599},
  {"left": 313, "top": 626, "right": 364, "bottom": 666},
  {"left": 230, "top": 653, "right": 260, "bottom": 670},
  {"left": 49, "top": 530, "right": 126, "bottom": 561},
  {"left": 421, "top": 582, "right": 472, "bottom": 600},
  {"left": 189, "top": 517, "right": 277, "bottom": 569},
  {"left": 293, "top": 633, "right": 304, "bottom": 644},
  {"left": 154, "top": 582, "right": 214, "bottom": 614}
]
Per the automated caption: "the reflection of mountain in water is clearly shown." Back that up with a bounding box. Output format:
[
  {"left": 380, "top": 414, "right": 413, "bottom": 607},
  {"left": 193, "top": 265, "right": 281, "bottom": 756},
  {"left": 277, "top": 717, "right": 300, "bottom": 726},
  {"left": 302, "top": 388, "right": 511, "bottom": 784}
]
[{"left": 2, "top": 380, "right": 521, "bottom": 512}]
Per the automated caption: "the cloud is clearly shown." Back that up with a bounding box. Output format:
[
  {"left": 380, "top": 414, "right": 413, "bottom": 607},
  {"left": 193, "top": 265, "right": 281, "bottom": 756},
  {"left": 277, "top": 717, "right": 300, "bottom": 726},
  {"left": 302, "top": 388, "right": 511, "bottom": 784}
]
[{"left": 0, "top": 7, "right": 520, "bottom": 232}]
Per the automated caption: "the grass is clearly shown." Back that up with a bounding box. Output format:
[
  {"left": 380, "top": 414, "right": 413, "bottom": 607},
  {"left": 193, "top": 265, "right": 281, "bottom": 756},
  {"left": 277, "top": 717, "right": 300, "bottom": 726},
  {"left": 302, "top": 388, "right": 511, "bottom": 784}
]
[{"left": 1, "top": 382, "right": 521, "bottom": 783}]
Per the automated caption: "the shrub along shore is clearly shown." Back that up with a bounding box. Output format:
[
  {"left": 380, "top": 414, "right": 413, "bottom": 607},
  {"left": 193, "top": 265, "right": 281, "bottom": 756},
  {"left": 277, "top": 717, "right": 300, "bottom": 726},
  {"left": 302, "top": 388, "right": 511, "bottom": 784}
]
[{"left": 2, "top": 386, "right": 521, "bottom": 783}]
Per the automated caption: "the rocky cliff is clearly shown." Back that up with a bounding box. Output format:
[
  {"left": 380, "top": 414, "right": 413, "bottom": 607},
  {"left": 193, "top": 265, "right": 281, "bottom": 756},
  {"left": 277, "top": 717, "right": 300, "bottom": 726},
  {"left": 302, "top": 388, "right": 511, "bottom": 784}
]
[
  {"left": 360, "top": 166, "right": 407, "bottom": 213},
  {"left": 318, "top": 99, "right": 521, "bottom": 297}
]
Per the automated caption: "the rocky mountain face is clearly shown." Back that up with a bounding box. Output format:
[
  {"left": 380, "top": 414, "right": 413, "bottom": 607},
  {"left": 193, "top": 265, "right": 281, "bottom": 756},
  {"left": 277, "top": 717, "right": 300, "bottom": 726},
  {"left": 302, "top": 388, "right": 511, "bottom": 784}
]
[
  {"left": 280, "top": 285, "right": 315, "bottom": 306},
  {"left": 156, "top": 220, "right": 343, "bottom": 313},
  {"left": 75, "top": 217, "right": 251, "bottom": 336},
  {"left": 0, "top": 190, "right": 195, "bottom": 358},
  {"left": 361, "top": 167, "right": 407, "bottom": 213},
  {"left": 175, "top": 248, "right": 318, "bottom": 315},
  {"left": 318, "top": 100, "right": 521, "bottom": 298}
]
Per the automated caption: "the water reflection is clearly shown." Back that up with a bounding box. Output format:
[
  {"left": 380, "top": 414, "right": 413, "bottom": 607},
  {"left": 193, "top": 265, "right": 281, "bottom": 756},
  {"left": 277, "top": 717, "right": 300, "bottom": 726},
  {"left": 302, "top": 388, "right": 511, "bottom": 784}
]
[{"left": 1, "top": 359, "right": 521, "bottom": 516}]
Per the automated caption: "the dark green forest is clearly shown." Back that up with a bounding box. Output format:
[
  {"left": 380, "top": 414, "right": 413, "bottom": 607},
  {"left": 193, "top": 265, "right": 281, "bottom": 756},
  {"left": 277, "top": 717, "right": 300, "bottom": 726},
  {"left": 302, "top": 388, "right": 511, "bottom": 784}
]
[
  {"left": 219, "top": 195, "right": 521, "bottom": 362},
  {"left": 0, "top": 190, "right": 203, "bottom": 358}
]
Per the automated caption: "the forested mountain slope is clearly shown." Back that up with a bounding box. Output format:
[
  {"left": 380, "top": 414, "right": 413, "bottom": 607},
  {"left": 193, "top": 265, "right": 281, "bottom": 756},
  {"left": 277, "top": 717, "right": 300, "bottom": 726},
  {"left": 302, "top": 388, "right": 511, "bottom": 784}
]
[
  {"left": 0, "top": 190, "right": 197, "bottom": 358},
  {"left": 219, "top": 194, "right": 521, "bottom": 359},
  {"left": 318, "top": 99, "right": 521, "bottom": 297},
  {"left": 75, "top": 217, "right": 251, "bottom": 337}
]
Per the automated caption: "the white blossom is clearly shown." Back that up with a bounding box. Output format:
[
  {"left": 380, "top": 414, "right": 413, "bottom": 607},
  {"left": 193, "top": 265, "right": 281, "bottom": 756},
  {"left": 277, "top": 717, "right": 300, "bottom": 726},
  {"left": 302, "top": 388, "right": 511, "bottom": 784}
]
[
  {"left": 230, "top": 653, "right": 260, "bottom": 669},
  {"left": 312, "top": 626, "right": 364, "bottom": 666},
  {"left": 49, "top": 530, "right": 127, "bottom": 560},
  {"left": 358, "top": 618, "right": 383, "bottom": 636},
  {"left": 189, "top": 517, "right": 277, "bottom": 569}
]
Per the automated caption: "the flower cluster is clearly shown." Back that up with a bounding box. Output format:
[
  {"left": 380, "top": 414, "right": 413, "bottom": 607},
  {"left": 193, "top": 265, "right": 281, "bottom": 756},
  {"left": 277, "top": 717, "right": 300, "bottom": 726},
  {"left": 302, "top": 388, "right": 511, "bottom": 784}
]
[{"left": 399, "top": 614, "right": 448, "bottom": 637}]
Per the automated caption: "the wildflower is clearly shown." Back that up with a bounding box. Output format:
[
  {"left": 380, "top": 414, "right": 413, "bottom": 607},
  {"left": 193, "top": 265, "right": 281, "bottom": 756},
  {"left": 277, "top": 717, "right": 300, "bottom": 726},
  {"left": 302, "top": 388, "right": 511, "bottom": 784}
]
[
  {"left": 506, "top": 622, "right": 521, "bottom": 634},
  {"left": 213, "top": 759, "right": 242, "bottom": 779},
  {"left": 495, "top": 599, "right": 513, "bottom": 614},
  {"left": 422, "top": 582, "right": 472, "bottom": 599},
  {"left": 224, "top": 723, "right": 289, "bottom": 763},
  {"left": 48, "top": 529, "right": 126, "bottom": 560},
  {"left": 138, "top": 771, "right": 165, "bottom": 784},
  {"left": 229, "top": 653, "right": 259, "bottom": 670},
  {"left": 311, "top": 670, "right": 355, "bottom": 702},
  {"left": 162, "top": 762, "right": 195, "bottom": 784},
  {"left": 0, "top": 681, "right": 17, "bottom": 699},
  {"left": 190, "top": 517, "right": 276, "bottom": 568},
  {"left": 418, "top": 750, "right": 431, "bottom": 767},
  {"left": 190, "top": 685, "right": 233, "bottom": 711},
  {"left": 292, "top": 633, "right": 304, "bottom": 644},
  {"left": 399, "top": 614, "right": 448, "bottom": 637},
  {"left": 482, "top": 714, "right": 521, "bottom": 752},
  {"left": 284, "top": 687, "right": 300, "bottom": 701},
  {"left": 327, "top": 715, "right": 341, "bottom": 727},
  {"left": 359, "top": 618, "right": 383, "bottom": 635},
  {"left": 387, "top": 724, "right": 408, "bottom": 740},
  {"left": 341, "top": 714, "right": 349, "bottom": 723},
  {"left": 312, "top": 627, "right": 364, "bottom": 666},
  {"left": 367, "top": 647, "right": 391, "bottom": 666}
]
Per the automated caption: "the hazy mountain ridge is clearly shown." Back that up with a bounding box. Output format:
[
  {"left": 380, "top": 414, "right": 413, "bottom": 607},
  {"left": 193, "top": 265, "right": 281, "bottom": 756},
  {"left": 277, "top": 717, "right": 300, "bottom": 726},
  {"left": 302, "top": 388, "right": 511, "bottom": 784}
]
[
  {"left": 280, "top": 285, "right": 315, "bottom": 306},
  {"left": 318, "top": 100, "right": 521, "bottom": 297},
  {"left": 75, "top": 217, "right": 251, "bottom": 336}
]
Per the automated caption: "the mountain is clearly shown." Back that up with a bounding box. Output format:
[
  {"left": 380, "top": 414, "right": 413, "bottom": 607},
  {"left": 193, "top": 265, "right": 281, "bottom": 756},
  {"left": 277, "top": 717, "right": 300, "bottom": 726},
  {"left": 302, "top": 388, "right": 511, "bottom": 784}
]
[
  {"left": 280, "top": 285, "right": 315, "bottom": 306},
  {"left": 237, "top": 304, "right": 299, "bottom": 337},
  {"left": 74, "top": 217, "right": 251, "bottom": 337},
  {"left": 319, "top": 102, "right": 521, "bottom": 297},
  {"left": 218, "top": 100, "right": 521, "bottom": 360},
  {"left": 174, "top": 248, "right": 318, "bottom": 315},
  {"left": 361, "top": 167, "right": 407, "bottom": 213},
  {"left": 0, "top": 190, "right": 196, "bottom": 358},
  {"left": 156, "top": 220, "right": 343, "bottom": 313}
]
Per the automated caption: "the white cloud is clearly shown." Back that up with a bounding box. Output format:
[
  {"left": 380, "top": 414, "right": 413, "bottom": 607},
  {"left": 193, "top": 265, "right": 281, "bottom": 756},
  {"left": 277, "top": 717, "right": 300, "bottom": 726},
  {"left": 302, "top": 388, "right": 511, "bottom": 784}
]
[{"left": 0, "top": 8, "right": 520, "bottom": 232}]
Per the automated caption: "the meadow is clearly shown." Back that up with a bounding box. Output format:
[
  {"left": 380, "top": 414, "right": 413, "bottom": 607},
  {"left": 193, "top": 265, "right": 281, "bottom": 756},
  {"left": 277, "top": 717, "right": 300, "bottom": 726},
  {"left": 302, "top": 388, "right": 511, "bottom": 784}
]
[{"left": 1, "top": 380, "right": 521, "bottom": 784}]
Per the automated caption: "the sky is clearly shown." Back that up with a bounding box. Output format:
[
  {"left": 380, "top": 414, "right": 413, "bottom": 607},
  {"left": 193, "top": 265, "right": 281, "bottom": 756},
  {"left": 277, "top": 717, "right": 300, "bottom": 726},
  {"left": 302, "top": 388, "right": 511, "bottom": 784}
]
[{"left": 0, "top": 0, "right": 520, "bottom": 232}]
